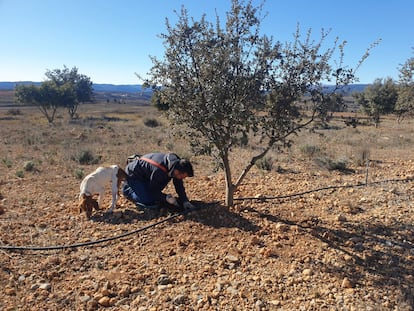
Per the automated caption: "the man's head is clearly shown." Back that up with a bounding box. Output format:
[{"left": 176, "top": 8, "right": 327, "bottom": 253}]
[{"left": 173, "top": 158, "right": 194, "bottom": 179}]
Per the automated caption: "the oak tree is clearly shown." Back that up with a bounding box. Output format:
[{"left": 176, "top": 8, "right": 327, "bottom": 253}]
[{"left": 145, "top": 0, "right": 375, "bottom": 206}]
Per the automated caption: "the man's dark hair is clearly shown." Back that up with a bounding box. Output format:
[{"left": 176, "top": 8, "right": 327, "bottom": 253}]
[{"left": 175, "top": 159, "right": 194, "bottom": 177}]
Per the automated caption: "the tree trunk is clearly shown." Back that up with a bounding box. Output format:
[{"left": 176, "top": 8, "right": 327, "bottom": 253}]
[{"left": 222, "top": 152, "right": 234, "bottom": 207}]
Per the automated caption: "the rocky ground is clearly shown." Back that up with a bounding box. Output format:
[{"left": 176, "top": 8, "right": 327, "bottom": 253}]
[{"left": 0, "top": 105, "right": 413, "bottom": 310}]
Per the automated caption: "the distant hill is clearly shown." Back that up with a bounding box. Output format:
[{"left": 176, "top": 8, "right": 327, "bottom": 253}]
[
  {"left": 0, "top": 81, "right": 149, "bottom": 93},
  {"left": 0, "top": 81, "right": 368, "bottom": 96}
]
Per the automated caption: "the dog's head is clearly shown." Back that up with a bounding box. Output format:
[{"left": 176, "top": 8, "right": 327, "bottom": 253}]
[{"left": 79, "top": 194, "right": 99, "bottom": 219}]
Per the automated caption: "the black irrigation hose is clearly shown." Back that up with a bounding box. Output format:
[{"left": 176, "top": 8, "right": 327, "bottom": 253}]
[
  {"left": 234, "top": 176, "right": 414, "bottom": 201},
  {"left": 0, "top": 205, "right": 213, "bottom": 252},
  {"left": 1, "top": 177, "right": 412, "bottom": 252}
]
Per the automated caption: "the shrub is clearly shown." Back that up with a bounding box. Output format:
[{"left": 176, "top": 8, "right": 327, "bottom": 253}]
[
  {"left": 256, "top": 156, "right": 274, "bottom": 171},
  {"left": 6, "top": 108, "right": 22, "bottom": 116},
  {"left": 23, "top": 161, "right": 35, "bottom": 172},
  {"left": 354, "top": 147, "right": 370, "bottom": 166},
  {"left": 72, "top": 150, "right": 101, "bottom": 165},
  {"left": 2, "top": 158, "right": 12, "bottom": 168},
  {"left": 143, "top": 118, "right": 161, "bottom": 128},
  {"left": 74, "top": 168, "right": 85, "bottom": 179},
  {"left": 314, "top": 156, "right": 349, "bottom": 171},
  {"left": 300, "top": 144, "right": 321, "bottom": 159}
]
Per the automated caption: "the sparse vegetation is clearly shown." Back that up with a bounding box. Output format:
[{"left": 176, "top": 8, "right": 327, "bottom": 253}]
[
  {"left": 1, "top": 103, "right": 414, "bottom": 310},
  {"left": 143, "top": 117, "right": 161, "bottom": 128},
  {"left": 72, "top": 149, "right": 101, "bottom": 165}
]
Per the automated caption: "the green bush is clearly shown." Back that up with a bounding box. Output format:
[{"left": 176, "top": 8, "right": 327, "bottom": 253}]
[
  {"left": 143, "top": 118, "right": 161, "bottom": 128},
  {"left": 72, "top": 150, "right": 101, "bottom": 165}
]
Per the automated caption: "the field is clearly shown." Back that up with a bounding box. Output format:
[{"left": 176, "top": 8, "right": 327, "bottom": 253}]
[{"left": 0, "top": 102, "right": 413, "bottom": 310}]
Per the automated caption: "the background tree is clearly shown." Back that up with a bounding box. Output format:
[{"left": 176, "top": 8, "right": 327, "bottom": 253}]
[
  {"left": 395, "top": 52, "right": 414, "bottom": 122},
  {"left": 144, "top": 0, "right": 376, "bottom": 206},
  {"left": 354, "top": 77, "right": 398, "bottom": 127},
  {"left": 15, "top": 66, "right": 93, "bottom": 122},
  {"left": 45, "top": 66, "right": 93, "bottom": 119},
  {"left": 15, "top": 81, "right": 61, "bottom": 123}
]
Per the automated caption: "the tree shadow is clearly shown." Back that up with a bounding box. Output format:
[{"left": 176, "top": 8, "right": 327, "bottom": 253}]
[
  {"left": 90, "top": 200, "right": 260, "bottom": 233},
  {"left": 182, "top": 200, "right": 261, "bottom": 233},
  {"left": 245, "top": 206, "right": 414, "bottom": 308}
]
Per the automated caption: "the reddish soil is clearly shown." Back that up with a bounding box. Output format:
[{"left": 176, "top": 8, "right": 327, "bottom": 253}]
[{"left": 0, "top": 105, "right": 413, "bottom": 310}]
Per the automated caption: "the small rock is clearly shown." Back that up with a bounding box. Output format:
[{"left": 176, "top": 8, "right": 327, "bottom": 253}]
[
  {"left": 157, "top": 274, "right": 172, "bottom": 285},
  {"left": 79, "top": 295, "right": 91, "bottom": 302},
  {"left": 225, "top": 255, "right": 239, "bottom": 263},
  {"left": 39, "top": 283, "right": 52, "bottom": 291},
  {"left": 118, "top": 285, "right": 131, "bottom": 297},
  {"left": 5, "top": 287, "right": 16, "bottom": 295},
  {"left": 341, "top": 277, "right": 353, "bottom": 288},
  {"left": 98, "top": 296, "right": 111, "bottom": 307},
  {"left": 275, "top": 223, "right": 289, "bottom": 232},
  {"left": 337, "top": 214, "right": 347, "bottom": 222},
  {"left": 172, "top": 294, "right": 187, "bottom": 305}
]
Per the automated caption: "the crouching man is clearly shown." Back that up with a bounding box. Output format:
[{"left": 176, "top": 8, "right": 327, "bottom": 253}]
[{"left": 123, "top": 152, "right": 194, "bottom": 211}]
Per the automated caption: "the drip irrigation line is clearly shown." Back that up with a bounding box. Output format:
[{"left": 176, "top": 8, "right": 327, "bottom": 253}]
[
  {"left": 0, "top": 204, "right": 215, "bottom": 252},
  {"left": 1, "top": 176, "right": 412, "bottom": 252},
  {"left": 234, "top": 176, "right": 414, "bottom": 202}
]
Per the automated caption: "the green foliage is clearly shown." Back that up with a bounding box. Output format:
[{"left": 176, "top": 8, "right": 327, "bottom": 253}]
[
  {"left": 72, "top": 149, "right": 101, "bottom": 165},
  {"left": 143, "top": 117, "right": 161, "bottom": 128},
  {"left": 16, "top": 170, "right": 24, "bottom": 178},
  {"left": 46, "top": 66, "right": 94, "bottom": 119},
  {"left": 144, "top": 0, "right": 375, "bottom": 206},
  {"left": 395, "top": 54, "right": 414, "bottom": 122},
  {"left": 354, "top": 78, "right": 398, "bottom": 126},
  {"left": 15, "top": 66, "right": 93, "bottom": 123}
]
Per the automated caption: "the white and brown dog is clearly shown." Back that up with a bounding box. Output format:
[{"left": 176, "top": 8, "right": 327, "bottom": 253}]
[{"left": 78, "top": 165, "right": 127, "bottom": 218}]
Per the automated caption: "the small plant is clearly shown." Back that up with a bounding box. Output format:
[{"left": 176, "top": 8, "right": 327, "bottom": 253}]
[
  {"left": 72, "top": 150, "right": 101, "bottom": 165},
  {"left": 16, "top": 170, "right": 24, "bottom": 178},
  {"left": 143, "top": 118, "right": 161, "bottom": 128},
  {"left": 314, "top": 156, "right": 349, "bottom": 171},
  {"left": 74, "top": 168, "right": 85, "bottom": 179},
  {"left": 23, "top": 161, "right": 35, "bottom": 172},
  {"left": 300, "top": 144, "right": 321, "bottom": 159},
  {"left": 354, "top": 147, "right": 370, "bottom": 166},
  {"left": 2, "top": 158, "right": 12, "bottom": 168},
  {"left": 256, "top": 156, "right": 274, "bottom": 171},
  {"left": 6, "top": 108, "right": 22, "bottom": 116}
]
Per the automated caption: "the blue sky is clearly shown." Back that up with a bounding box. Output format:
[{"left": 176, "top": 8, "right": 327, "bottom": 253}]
[{"left": 0, "top": 0, "right": 412, "bottom": 85}]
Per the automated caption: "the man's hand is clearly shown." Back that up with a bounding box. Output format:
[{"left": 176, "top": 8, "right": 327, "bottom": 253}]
[
  {"left": 166, "top": 195, "right": 179, "bottom": 207},
  {"left": 183, "top": 201, "right": 195, "bottom": 210}
]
